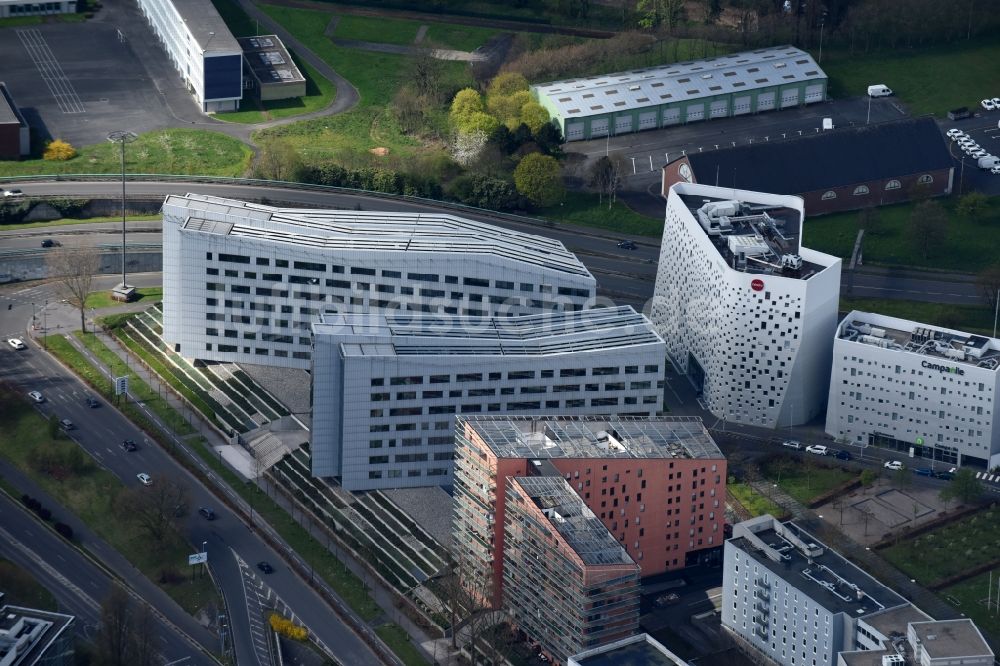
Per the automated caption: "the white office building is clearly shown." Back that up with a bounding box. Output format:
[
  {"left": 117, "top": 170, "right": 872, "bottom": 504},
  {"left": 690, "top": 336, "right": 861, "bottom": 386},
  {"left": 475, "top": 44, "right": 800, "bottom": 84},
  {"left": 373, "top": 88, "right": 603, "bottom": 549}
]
[
  {"left": 311, "top": 306, "right": 666, "bottom": 490},
  {"left": 826, "top": 311, "right": 1000, "bottom": 469},
  {"left": 651, "top": 183, "right": 841, "bottom": 428},
  {"left": 162, "top": 194, "right": 596, "bottom": 370},
  {"left": 136, "top": 0, "right": 243, "bottom": 112},
  {"left": 724, "top": 515, "right": 993, "bottom": 666}
]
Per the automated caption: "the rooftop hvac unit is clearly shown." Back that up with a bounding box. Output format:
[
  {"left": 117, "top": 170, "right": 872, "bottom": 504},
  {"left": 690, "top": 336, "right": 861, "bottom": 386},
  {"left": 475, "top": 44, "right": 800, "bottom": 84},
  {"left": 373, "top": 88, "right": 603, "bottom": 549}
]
[
  {"left": 860, "top": 335, "right": 892, "bottom": 348},
  {"left": 944, "top": 348, "right": 966, "bottom": 360},
  {"left": 781, "top": 254, "right": 803, "bottom": 270},
  {"left": 869, "top": 327, "right": 886, "bottom": 338},
  {"left": 881, "top": 655, "right": 905, "bottom": 666}
]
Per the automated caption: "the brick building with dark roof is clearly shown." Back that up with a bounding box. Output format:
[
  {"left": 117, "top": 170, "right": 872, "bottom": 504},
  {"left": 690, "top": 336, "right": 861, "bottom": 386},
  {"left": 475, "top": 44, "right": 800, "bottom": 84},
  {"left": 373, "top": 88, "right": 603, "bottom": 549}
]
[
  {"left": 661, "top": 117, "right": 954, "bottom": 215},
  {"left": 0, "top": 83, "right": 30, "bottom": 160}
]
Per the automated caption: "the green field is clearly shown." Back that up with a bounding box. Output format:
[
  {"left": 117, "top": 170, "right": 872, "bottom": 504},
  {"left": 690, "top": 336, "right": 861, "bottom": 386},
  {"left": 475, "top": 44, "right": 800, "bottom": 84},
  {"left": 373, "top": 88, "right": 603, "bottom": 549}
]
[
  {"left": 821, "top": 39, "right": 1000, "bottom": 117},
  {"left": 424, "top": 22, "right": 498, "bottom": 52},
  {"left": 803, "top": 196, "right": 1000, "bottom": 272},
  {"left": 881, "top": 506, "right": 1000, "bottom": 585},
  {"left": 539, "top": 193, "right": 662, "bottom": 236},
  {"left": 334, "top": 14, "right": 425, "bottom": 45},
  {"left": 84, "top": 287, "right": 163, "bottom": 310},
  {"left": 0, "top": 392, "right": 217, "bottom": 615},
  {"left": 839, "top": 298, "right": 995, "bottom": 337},
  {"left": 0, "top": 558, "right": 58, "bottom": 611},
  {"left": 376, "top": 623, "right": 430, "bottom": 666},
  {"left": 216, "top": 57, "right": 337, "bottom": 125},
  {"left": 761, "top": 458, "right": 857, "bottom": 505},
  {"left": 728, "top": 483, "right": 784, "bottom": 518},
  {"left": 941, "top": 571, "right": 1000, "bottom": 641},
  {"left": 0, "top": 129, "right": 252, "bottom": 178}
]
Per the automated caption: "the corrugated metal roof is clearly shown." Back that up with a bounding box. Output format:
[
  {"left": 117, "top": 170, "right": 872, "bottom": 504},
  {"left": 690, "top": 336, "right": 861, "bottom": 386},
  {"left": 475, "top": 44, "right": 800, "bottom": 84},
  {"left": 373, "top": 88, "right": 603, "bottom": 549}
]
[{"left": 532, "top": 45, "right": 825, "bottom": 119}]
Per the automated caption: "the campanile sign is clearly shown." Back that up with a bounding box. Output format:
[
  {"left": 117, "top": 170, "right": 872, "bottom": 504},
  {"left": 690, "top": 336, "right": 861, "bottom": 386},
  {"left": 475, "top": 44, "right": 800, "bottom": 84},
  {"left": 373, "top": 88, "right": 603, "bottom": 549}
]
[{"left": 750, "top": 278, "right": 764, "bottom": 292}]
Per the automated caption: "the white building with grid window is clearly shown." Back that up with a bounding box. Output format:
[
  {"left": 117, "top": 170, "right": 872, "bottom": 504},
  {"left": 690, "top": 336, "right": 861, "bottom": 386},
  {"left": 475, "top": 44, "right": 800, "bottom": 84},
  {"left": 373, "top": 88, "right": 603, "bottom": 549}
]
[
  {"left": 651, "top": 183, "right": 841, "bottom": 428},
  {"left": 162, "top": 194, "right": 596, "bottom": 370},
  {"left": 724, "top": 515, "right": 993, "bottom": 666},
  {"left": 310, "top": 307, "right": 666, "bottom": 490},
  {"left": 826, "top": 311, "right": 1000, "bottom": 469}
]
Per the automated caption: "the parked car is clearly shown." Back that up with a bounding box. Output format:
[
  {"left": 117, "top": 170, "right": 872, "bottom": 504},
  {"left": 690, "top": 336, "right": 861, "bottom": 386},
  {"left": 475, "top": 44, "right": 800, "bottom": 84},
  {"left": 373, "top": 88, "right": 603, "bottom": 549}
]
[
  {"left": 59, "top": 418, "right": 75, "bottom": 431},
  {"left": 257, "top": 561, "right": 274, "bottom": 574},
  {"left": 136, "top": 472, "right": 152, "bottom": 485},
  {"left": 617, "top": 240, "right": 637, "bottom": 250},
  {"left": 970, "top": 150, "right": 989, "bottom": 159},
  {"left": 884, "top": 460, "right": 904, "bottom": 471},
  {"left": 8, "top": 338, "right": 26, "bottom": 350},
  {"left": 805, "top": 444, "right": 829, "bottom": 455},
  {"left": 934, "top": 468, "right": 957, "bottom": 480},
  {"left": 993, "top": 97, "right": 1000, "bottom": 108},
  {"left": 982, "top": 98, "right": 997, "bottom": 111},
  {"left": 85, "top": 395, "right": 100, "bottom": 408},
  {"left": 121, "top": 439, "right": 137, "bottom": 452},
  {"left": 198, "top": 507, "right": 216, "bottom": 520},
  {"left": 946, "top": 128, "right": 964, "bottom": 138},
  {"left": 655, "top": 592, "right": 681, "bottom": 607},
  {"left": 27, "top": 390, "right": 44, "bottom": 403},
  {"left": 913, "top": 467, "right": 934, "bottom": 476},
  {"left": 834, "top": 450, "right": 853, "bottom": 461},
  {"left": 992, "top": 167, "right": 1000, "bottom": 175},
  {"left": 781, "top": 439, "right": 802, "bottom": 450}
]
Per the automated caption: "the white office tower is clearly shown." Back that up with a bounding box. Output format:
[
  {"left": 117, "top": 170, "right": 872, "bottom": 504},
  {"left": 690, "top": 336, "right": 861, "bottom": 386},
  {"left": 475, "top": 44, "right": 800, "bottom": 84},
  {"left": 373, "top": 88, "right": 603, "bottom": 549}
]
[
  {"left": 162, "top": 194, "right": 596, "bottom": 370},
  {"left": 723, "top": 516, "right": 993, "bottom": 666},
  {"left": 310, "top": 306, "right": 666, "bottom": 490},
  {"left": 651, "top": 183, "right": 841, "bottom": 428},
  {"left": 826, "top": 311, "right": 1000, "bottom": 469}
]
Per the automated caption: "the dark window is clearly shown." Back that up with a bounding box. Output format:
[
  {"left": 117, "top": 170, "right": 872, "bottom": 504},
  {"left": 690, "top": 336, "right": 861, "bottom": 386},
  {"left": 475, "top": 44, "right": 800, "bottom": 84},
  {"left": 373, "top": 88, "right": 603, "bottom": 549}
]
[
  {"left": 326, "top": 279, "right": 351, "bottom": 289},
  {"left": 294, "top": 261, "right": 325, "bottom": 272},
  {"left": 382, "top": 270, "right": 401, "bottom": 279},
  {"left": 218, "top": 253, "right": 250, "bottom": 264},
  {"left": 351, "top": 267, "right": 376, "bottom": 276},
  {"left": 463, "top": 277, "right": 489, "bottom": 287},
  {"left": 408, "top": 273, "right": 439, "bottom": 282},
  {"left": 256, "top": 257, "right": 269, "bottom": 266}
]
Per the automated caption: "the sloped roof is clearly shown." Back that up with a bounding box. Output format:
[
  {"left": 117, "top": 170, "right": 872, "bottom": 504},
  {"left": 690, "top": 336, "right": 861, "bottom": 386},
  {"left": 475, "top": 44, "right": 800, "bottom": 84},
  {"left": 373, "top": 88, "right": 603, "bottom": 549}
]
[{"left": 680, "top": 117, "right": 953, "bottom": 193}]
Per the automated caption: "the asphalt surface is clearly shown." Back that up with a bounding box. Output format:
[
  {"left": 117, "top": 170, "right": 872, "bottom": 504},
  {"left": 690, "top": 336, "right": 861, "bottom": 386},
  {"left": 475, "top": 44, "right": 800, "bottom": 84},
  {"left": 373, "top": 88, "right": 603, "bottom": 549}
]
[
  {"left": 0, "top": 180, "right": 988, "bottom": 309},
  {"left": 0, "top": 280, "right": 384, "bottom": 666}
]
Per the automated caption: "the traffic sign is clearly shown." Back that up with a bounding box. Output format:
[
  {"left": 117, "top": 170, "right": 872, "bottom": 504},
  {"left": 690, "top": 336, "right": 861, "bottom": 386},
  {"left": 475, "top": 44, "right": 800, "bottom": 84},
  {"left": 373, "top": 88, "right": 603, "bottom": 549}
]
[
  {"left": 188, "top": 552, "right": 208, "bottom": 565},
  {"left": 114, "top": 376, "right": 129, "bottom": 396}
]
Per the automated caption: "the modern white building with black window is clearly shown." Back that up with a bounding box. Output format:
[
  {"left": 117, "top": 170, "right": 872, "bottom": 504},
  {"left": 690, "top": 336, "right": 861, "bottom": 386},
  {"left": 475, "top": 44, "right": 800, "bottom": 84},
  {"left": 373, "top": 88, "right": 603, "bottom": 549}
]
[
  {"left": 651, "top": 183, "right": 841, "bottom": 429},
  {"left": 826, "top": 311, "right": 1000, "bottom": 469},
  {"left": 136, "top": 0, "right": 243, "bottom": 112},
  {"left": 161, "top": 194, "right": 597, "bottom": 370},
  {"left": 310, "top": 306, "right": 666, "bottom": 490}
]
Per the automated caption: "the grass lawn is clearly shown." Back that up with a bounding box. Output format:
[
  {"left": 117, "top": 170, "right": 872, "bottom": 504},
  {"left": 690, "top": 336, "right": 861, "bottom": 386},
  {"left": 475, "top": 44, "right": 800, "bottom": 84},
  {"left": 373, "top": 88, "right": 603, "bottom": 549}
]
[
  {"left": 728, "top": 483, "right": 784, "bottom": 518},
  {"left": 335, "top": 14, "right": 424, "bottom": 45},
  {"left": 0, "top": 559, "right": 58, "bottom": 611},
  {"left": 881, "top": 506, "right": 1000, "bottom": 585},
  {"left": 255, "top": 4, "right": 466, "bottom": 166},
  {"left": 0, "top": 215, "right": 160, "bottom": 232},
  {"left": 215, "top": 57, "right": 337, "bottom": 124},
  {"left": 424, "top": 22, "right": 498, "bottom": 52},
  {"left": 839, "top": 298, "right": 995, "bottom": 337},
  {"left": 84, "top": 287, "right": 163, "bottom": 310},
  {"left": 375, "top": 623, "right": 429, "bottom": 666},
  {"left": 940, "top": 571, "right": 1000, "bottom": 641},
  {"left": 0, "top": 129, "right": 252, "bottom": 178},
  {"left": 0, "top": 393, "right": 218, "bottom": 615},
  {"left": 803, "top": 196, "right": 1000, "bottom": 272},
  {"left": 759, "top": 457, "right": 857, "bottom": 505},
  {"left": 539, "top": 193, "right": 662, "bottom": 236},
  {"left": 821, "top": 38, "right": 1000, "bottom": 117}
]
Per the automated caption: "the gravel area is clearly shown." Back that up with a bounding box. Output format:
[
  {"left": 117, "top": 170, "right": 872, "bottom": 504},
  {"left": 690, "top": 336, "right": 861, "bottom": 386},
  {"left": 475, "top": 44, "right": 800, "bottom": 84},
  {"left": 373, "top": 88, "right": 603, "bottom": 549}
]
[
  {"left": 382, "top": 486, "right": 454, "bottom": 549},
  {"left": 238, "top": 362, "right": 312, "bottom": 415}
]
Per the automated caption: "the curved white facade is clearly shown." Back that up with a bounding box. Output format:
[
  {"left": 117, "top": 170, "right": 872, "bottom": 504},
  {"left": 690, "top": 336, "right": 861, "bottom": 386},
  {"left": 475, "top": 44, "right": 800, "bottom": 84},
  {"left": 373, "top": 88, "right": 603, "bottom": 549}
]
[{"left": 651, "top": 183, "right": 841, "bottom": 428}]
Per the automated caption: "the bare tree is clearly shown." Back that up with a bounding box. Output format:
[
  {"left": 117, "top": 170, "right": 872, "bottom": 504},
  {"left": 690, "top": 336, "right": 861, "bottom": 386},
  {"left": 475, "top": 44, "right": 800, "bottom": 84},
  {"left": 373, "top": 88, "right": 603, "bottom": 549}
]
[
  {"left": 124, "top": 477, "right": 189, "bottom": 543},
  {"left": 977, "top": 264, "right": 1000, "bottom": 309},
  {"left": 96, "top": 586, "right": 157, "bottom": 666},
  {"left": 909, "top": 199, "right": 949, "bottom": 260},
  {"left": 47, "top": 246, "right": 100, "bottom": 333},
  {"left": 254, "top": 138, "right": 303, "bottom": 182}
]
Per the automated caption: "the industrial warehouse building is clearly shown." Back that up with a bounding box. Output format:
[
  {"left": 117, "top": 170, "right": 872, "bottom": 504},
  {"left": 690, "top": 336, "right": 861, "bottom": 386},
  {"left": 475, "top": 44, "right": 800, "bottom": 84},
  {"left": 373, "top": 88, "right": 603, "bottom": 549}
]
[
  {"left": 310, "top": 307, "right": 666, "bottom": 490},
  {"left": 826, "top": 311, "right": 1000, "bottom": 469},
  {"left": 237, "top": 35, "right": 306, "bottom": 101},
  {"left": 0, "top": 0, "right": 75, "bottom": 17},
  {"left": 532, "top": 45, "right": 826, "bottom": 142},
  {"left": 0, "top": 83, "right": 29, "bottom": 159},
  {"left": 136, "top": 0, "right": 242, "bottom": 112},
  {"left": 651, "top": 183, "right": 841, "bottom": 429},
  {"left": 161, "top": 194, "right": 596, "bottom": 370},
  {"left": 661, "top": 117, "right": 954, "bottom": 215}
]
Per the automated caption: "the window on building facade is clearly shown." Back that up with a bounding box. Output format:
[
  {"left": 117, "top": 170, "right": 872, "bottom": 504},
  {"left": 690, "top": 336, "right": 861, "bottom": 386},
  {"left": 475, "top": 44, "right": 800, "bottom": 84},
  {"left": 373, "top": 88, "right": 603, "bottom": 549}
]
[
  {"left": 853, "top": 185, "right": 869, "bottom": 196},
  {"left": 821, "top": 191, "right": 836, "bottom": 200},
  {"left": 917, "top": 174, "right": 933, "bottom": 184},
  {"left": 885, "top": 180, "right": 901, "bottom": 190}
]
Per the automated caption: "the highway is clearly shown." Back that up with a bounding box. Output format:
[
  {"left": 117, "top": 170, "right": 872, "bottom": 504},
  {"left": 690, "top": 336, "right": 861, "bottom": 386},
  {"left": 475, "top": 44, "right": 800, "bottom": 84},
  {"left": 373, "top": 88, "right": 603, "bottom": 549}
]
[
  {"left": 0, "top": 282, "right": 385, "bottom": 666},
  {"left": 0, "top": 180, "right": 987, "bottom": 308}
]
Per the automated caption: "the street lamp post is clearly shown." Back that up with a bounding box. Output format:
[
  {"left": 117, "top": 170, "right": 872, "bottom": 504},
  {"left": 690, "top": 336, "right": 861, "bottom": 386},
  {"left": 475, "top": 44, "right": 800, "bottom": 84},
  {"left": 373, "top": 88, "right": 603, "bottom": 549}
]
[{"left": 107, "top": 130, "right": 138, "bottom": 301}]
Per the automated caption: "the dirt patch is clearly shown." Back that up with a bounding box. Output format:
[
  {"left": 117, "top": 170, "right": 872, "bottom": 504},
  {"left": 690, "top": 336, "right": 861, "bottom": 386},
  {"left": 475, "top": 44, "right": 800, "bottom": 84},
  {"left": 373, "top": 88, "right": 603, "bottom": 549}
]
[{"left": 369, "top": 147, "right": 389, "bottom": 156}]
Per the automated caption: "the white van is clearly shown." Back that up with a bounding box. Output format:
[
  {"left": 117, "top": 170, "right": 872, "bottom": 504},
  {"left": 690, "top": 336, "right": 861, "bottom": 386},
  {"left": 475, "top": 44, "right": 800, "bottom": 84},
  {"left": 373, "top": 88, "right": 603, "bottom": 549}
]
[{"left": 867, "top": 84, "right": 893, "bottom": 98}]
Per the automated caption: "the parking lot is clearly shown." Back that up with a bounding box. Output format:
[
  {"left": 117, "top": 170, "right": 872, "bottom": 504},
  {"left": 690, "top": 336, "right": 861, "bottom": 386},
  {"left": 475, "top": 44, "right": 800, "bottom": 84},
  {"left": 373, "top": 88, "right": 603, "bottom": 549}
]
[
  {"left": 0, "top": 0, "right": 213, "bottom": 148},
  {"left": 942, "top": 112, "right": 1000, "bottom": 196}
]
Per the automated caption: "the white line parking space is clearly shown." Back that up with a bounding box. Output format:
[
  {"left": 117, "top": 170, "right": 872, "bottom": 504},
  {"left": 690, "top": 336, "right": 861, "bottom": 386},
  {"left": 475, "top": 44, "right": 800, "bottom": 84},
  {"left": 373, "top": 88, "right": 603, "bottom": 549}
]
[{"left": 16, "top": 29, "right": 86, "bottom": 114}]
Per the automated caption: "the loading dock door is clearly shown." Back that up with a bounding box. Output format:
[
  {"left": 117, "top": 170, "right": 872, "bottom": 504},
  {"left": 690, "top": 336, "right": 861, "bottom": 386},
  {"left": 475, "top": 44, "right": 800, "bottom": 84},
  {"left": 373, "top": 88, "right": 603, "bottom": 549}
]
[
  {"left": 733, "top": 95, "right": 752, "bottom": 115},
  {"left": 709, "top": 100, "right": 729, "bottom": 118},
  {"left": 639, "top": 111, "right": 658, "bottom": 130},
  {"left": 781, "top": 88, "right": 800, "bottom": 108},
  {"left": 804, "top": 83, "right": 825, "bottom": 103},
  {"left": 756, "top": 91, "right": 776, "bottom": 111},
  {"left": 565, "top": 122, "right": 584, "bottom": 141},
  {"left": 590, "top": 118, "right": 609, "bottom": 137},
  {"left": 662, "top": 108, "right": 681, "bottom": 126},
  {"left": 685, "top": 103, "right": 705, "bottom": 122},
  {"left": 615, "top": 114, "right": 633, "bottom": 134}
]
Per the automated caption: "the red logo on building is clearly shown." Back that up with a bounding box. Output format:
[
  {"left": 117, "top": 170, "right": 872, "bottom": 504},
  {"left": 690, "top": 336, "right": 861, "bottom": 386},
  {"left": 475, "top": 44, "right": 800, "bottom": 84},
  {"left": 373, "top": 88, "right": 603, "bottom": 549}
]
[{"left": 750, "top": 279, "right": 764, "bottom": 292}]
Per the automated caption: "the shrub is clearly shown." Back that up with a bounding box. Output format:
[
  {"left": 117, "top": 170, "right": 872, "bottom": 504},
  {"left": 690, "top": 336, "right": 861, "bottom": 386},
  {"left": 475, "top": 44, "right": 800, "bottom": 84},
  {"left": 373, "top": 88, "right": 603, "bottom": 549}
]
[
  {"left": 43, "top": 139, "right": 77, "bottom": 161},
  {"left": 269, "top": 613, "right": 308, "bottom": 640},
  {"left": 37, "top": 507, "right": 52, "bottom": 521},
  {"left": 54, "top": 522, "right": 74, "bottom": 540}
]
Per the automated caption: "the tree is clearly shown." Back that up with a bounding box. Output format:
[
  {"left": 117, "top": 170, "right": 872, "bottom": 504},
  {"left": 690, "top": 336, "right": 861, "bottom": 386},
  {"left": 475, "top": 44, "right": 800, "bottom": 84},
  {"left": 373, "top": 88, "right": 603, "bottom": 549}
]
[
  {"left": 590, "top": 156, "right": 617, "bottom": 207},
  {"left": 909, "top": 199, "right": 948, "bottom": 260},
  {"left": 254, "top": 138, "right": 303, "bottom": 182},
  {"left": 96, "top": 586, "right": 156, "bottom": 666},
  {"left": 513, "top": 153, "right": 564, "bottom": 207},
  {"left": 43, "top": 138, "right": 76, "bottom": 161},
  {"left": 450, "top": 88, "right": 485, "bottom": 123},
  {"left": 637, "top": 0, "right": 686, "bottom": 29},
  {"left": 956, "top": 191, "right": 989, "bottom": 219},
  {"left": 892, "top": 466, "right": 911, "bottom": 489},
  {"left": 519, "top": 101, "right": 551, "bottom": 135},
  {"left": 391, "top": 85, "right": 427, "bottom": 135},
  {"left": 976, "top": 264, "right": 1000, "bottom": 309},
  {"left": 124, "top": 477, "right": 189, "bottom": 543},
  {"left": 451, "top": 130, "right": 489, "bottom": 167},
  {"left": 487, "top": 72, "right": 529, "bottom": 99},
  {"left": 940, "top": 467, "right": 983, "bottom": 506},
  {"left": 455, "top": 111, "right": 500, "bottom": 137},
  {"left": 47, "top": 246, "right": 100, "bottom": 333},
  {"left": 860, "top": 469, "right": 877, "bottom": 493}
]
